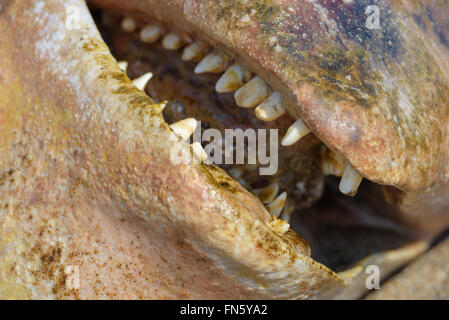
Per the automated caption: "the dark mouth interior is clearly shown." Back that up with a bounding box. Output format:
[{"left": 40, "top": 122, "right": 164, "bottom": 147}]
[{"left": 90, "top": 6, "right": 422, "bottom": 273}]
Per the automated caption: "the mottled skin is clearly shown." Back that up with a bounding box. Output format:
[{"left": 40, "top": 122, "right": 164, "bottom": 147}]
[
  {"left": 0, "top": 0, "right": 342, "bottom": 299},
  {"left": 92, "top": 0, "right": 449, "bottom": 235},
  {"left": 0, "top": 0, "right": 448, "bottom": 299}
]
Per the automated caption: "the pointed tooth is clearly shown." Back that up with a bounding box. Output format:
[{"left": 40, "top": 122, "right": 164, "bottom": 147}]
[
  {"left": 234, "top": 76, "right": 268, "bottom": 108},
  {"left": 162, "top": 33, "right": 182, "bottom": 50},
  {"left": 321, "top": 149, "right": 345, "bottom": 177},
  {"left": 215, "top": 64, "right": 251, "bottom": 93},
  {"left": 266, "top": 191, "right": 287, "bottom": 217},
  {"left": 121, "top": 17, "right": 136, "bottom": 33},
  {"left": 268, "top": 218, "right": 290, "bottom": 234},
  {"left": 169, "top": 118, "right": 197, "bottom": 140},
  {"left": 229, "top": 167, "right": 243, "bottom": 179},
  {"left": 140, "top": 25, "right": 162, "bottom": 43},
  {"left": 281, "top": 119, "right": 311, "bottom": 146},
  {"left": 194, "top": 53, "right": 226, "bottom": 74},
  {"left": 254, "top": 183, "right": 279, "bottom": 204},
  {"left": 182, "top": 42, "right": 203, "bottom": 62},
  {"left": 255, "top": 91, "right": 285, "bottom": 121},
  {"left": 191, "top": 142, "right": 209, "bottom": 163},
  {"left": 118, "top": 61, "right": 128, "bottom": 72},
  {"left": 133, "top": 72, "right": 153, "bottom": 91},
  {"left": 237, "top": 178, "right": 249, "bottom": 188},
  {"left": 339, "top": 165, "right": 363, "bottom": 196}
]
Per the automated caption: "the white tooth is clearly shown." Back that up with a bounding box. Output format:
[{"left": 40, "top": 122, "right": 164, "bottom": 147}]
[
  {"left": 266, "top": 191, "right": 287, "bottom": 217},
  {"left": 121, "top": 17, "right": 136, "bottom": 33},
  {"left": 234, "top": 76, "right": 268, "bottom": 108},
  {"left": 229, "top": 167, "right": 243, "bottom": 179},
  {"left": 281, "top": 118, "right": 311, "bottom": 146},
  {"left": 194, "top": 53, "right": 226, "bottom": 74},
  {"left": 191, "top": 142, "right": 209, "bottom": 163},
  {"left": 118, "top": 61, "right": 128, "bottom": 72},
  {"left": 140, "top": 25, "right": 162, "bottom": 43},
  {"left": 215, "top": 64, "right": 251, "bottom": 93},
  {"left": 162, "top": 33, "right": 182, "bottom": 50},
  {"left": 253, "top": 183, "right": 279, "bottom": 204},
  {"left": 182, "top": 42, "right": 203, "bottom": 62},
  {"left": 133, "top": 72, "right": 153, "bottom": 91},
  {"left": 255, "top": 91, "right": 285, "bottom": 121},
  {"left": 339, "top": 165, "right": 363, "bottom": 196},
  {"left": 169, "top": 118, "right": 197, "bottom": 140}
]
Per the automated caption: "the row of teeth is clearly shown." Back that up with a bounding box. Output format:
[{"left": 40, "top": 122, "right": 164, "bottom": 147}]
[{"left": 119, "top": 17, "right": 364, "bottom": 201}]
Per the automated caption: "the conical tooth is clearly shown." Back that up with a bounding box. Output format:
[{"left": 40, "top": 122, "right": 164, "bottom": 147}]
[
  {"left": 281, "top": 119, "right": 311, "bottom": 146},
  {"left": 255, "top": 91, "right": 285, "bottom": 121},
  {"left": 133, "top": 72, "right": 153, "bottom": 91},
  {"left": 194, "top": 53, "right": 226, "bottom": 74},
  {"left": 118, "top": 61, "right": 128, "bottom": 72},
  {"left": 121, "top": 17, "right": 136, "bottom": 33},
  {"left": 191, "top": 142, "right": 209, "bottom": 163},
  {"left": 229, "top": 167, "right": 243, "bottom": 179},
  {"left": 140, "top": 25, "right": 162, "bottom": 43},
  {"left": 237, "top": 178, "right": 249, "bottom": 188},
  {"left": 215, "top": 64, "right": 251, "bottom": 93},
  {"left": 321, "top": 149, "right": 345, "bottom": 177},
  {"left": 266, "top": 191, "right": 287, "bottom": 217},
  {"left": 162, "top": 33, "right": 182, "bottom": 50},
  {"left": 182, "top": 42, "right": 203, "bottom": 62},
  {"left": 254, "top": 183, "right": 279, "bottom": 204},
  {"left": 268, "top": 218, "right": 290, "bottom": 234},
  {"left": 169, "top": 118, "right": 197, "bottom": 140},
  {"left": 234, "top": 76, "right": 268, "bottom": 108},
  {"left": 339, "top": 165, "right": 363, "bottom": 196}
]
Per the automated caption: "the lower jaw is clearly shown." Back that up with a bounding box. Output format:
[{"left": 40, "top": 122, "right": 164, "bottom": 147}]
[{"left": 92, "top": 7, "right": 424, "bottom": 274}]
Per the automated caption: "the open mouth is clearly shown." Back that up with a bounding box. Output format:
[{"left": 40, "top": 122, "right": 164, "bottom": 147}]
[
  {"left": 3, "top": 0, "right": 449, "bottom": 300},
  {"left": 89, "top": 6, "right": 425, "bottom": 275}
]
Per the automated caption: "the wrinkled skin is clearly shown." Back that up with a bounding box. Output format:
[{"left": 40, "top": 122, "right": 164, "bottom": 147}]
[{"left": 0, "top": 0, "right": 448, "bottom": 299}]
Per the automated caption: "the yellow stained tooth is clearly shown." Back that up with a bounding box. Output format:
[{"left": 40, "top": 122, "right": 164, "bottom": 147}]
[
  {"left": 321, "top": 149, "right": 345, "bottom": 177},
  {"left": 118, "top": 61, "right": 128, "bottom": 72},
  {"left": 140, "top": 25, "right": 162, "bottom": 43},
  {"left": 234, "top": 76, "right": 268, "bottom": 108},
  {"left": 268, "top": 218, "right": 290, "bottom": 234},
  {"left": 191, "top": 142, "right": 209, "bottom": 164},
  {"left": 169, "top": 118, "right": 197, "bottom": 140},
  {"left": 121, "top": 17, "right": 136, "bottom": 33},
  {"left": 182, "top": 42, "right": 203, "bottom": 62},
  {"left": 133, "top": 72, "right": 153, "bottom": 91},
  {"left": 266, "top": 191, "right": 287, "bottom": 217},
  {"left": 281, "top": 118, "right": 311, "bottom": 146},
  {"left": 254, "top": 184, "right": 279, "bottom": 204},
  {"left": 162, "top": 33, "right": 182, "bottom": 50},
  {"left": 194, "top": 53, "right": 226, "bottom": 74},
  {"left": 255, "top": 91, "right": 285, "bottom": 121},
  {"left": 339, "top": 165, "right": 363, "bottom": 196},
  {"left": 215, "top": 64, "right": 251, "bottom": 93}
]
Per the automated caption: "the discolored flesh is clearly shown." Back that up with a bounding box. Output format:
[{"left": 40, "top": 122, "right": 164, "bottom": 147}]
[
  {"left": 366, "top": 235, "right": 449, "bottom": 300},
  {"left": 1, "top": 0, "right": 449, "bottom": 300},
  {"left": 91, "top": 0, "right": 449, "bottom": 236},
  {"left": 0, "top": 0, "right": 343, "bottom": 299}
]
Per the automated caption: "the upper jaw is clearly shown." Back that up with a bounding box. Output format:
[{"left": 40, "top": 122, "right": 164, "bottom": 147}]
[
  {"left": 1, "top": 0, "right": 347, "bottom": 299},
  {"left": 91, "top": 0, "right": 449, "bottom": 238},
  {"left": 92, "top": 0, "right": 449, "bottom": 192}
]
